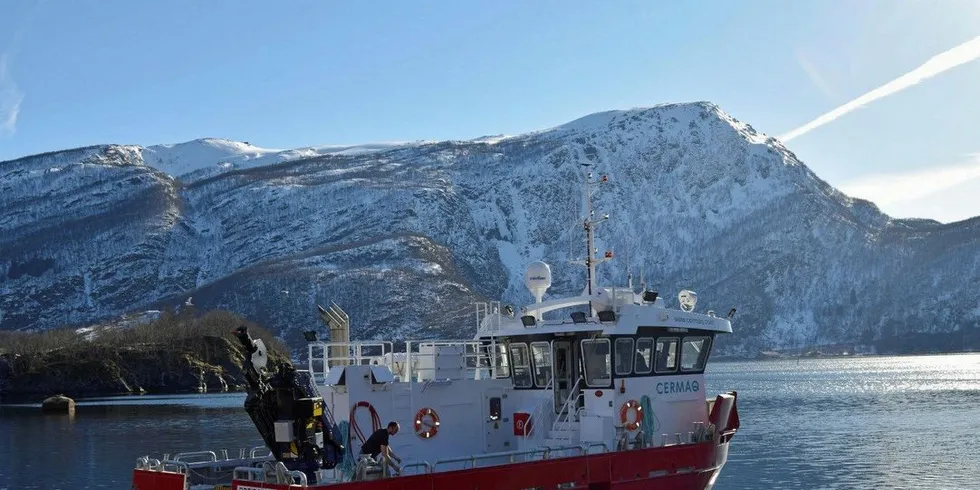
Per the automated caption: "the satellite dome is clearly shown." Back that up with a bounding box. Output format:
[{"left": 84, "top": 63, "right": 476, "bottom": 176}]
[
  {"left": 524, "top": 261, "right": 552, "bottom": 303},
  {"left": 678, "top": 290, "right": 698, "bottom": 312}
]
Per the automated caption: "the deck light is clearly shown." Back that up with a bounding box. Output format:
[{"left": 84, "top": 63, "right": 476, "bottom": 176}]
[{"left": 597, "top": 311, "right": 616, "bottom": 323}]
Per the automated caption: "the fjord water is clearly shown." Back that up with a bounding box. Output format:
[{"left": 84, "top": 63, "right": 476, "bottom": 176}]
[{"left": 1, "top": 354, "right": 978, "bottom": 490}]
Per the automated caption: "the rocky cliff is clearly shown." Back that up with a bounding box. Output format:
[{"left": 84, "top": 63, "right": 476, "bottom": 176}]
[{"left": 2, "top": 102, "right": 979, "bottom": 356}]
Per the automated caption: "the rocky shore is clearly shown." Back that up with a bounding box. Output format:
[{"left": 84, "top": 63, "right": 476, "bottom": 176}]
[{"left": 0, "top": 310, "right": 290, "bottom": 401}]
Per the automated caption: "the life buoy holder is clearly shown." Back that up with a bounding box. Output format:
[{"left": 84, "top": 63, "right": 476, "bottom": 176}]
[
  {"left": 414, "top": 407, "right": 440, "bottom": 438},
  {"left": 620, "top": 399, "right": 642, "bottom": 431}
]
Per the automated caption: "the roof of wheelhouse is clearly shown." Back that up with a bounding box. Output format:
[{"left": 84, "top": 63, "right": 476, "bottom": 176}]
[{"left": 476, "top": 295, "right": 733, "bottom": 338}]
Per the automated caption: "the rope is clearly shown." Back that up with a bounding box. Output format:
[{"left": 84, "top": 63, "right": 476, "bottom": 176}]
[
  {"left": 640, "top": 395, "right": 658, "bottom": 444},
  {"left": 336, "top": 420, "right": 356, "bottom": 479}
]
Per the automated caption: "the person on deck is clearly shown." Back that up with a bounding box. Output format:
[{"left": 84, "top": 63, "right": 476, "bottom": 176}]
[{"left": 360, "top": 421, "right": 402, "bottom": 474}]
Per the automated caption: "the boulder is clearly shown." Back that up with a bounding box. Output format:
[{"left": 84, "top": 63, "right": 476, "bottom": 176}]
[{"left": 41, "top": 394, "right": 75, "bottom": 414}]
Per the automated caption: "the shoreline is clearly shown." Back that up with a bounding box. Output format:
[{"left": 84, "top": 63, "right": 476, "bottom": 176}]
[{"left": 0, "top": 311, "right": 290, "bottom": 404}]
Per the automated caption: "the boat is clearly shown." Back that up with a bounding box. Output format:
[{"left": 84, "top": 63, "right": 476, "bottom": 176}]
[{"left": 132, "top": 167, "right": 740, "bottom": 489}]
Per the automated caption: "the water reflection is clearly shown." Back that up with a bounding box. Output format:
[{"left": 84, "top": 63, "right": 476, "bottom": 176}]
[
  {"left": 705, "top": 354, "right": 980, "bottom": 490},
  {"left": 1, "top": 394, "right": 264, "bottom": 490}
]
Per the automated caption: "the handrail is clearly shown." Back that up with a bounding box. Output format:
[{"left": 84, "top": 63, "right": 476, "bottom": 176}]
[
  {"left": 233, "top": 466, "right": 266, "bottom": 482},
  {"left": 580, "top": 442, "right": 611, "bottom": 454},
  {"left": 560, "top": 377, "right": 583, "bottom": 419},
  {"left": 523, "top": 377, "right": 554, "bottom": 438},
  {"left": 250, "top": 446, "right": 273, "bottom": 459},
  {"left": 401, "top": 461, "right": 434, "bottom": 475},
  {"left": 260, "top": 460, "right": 297, "bottom": 484},
  {"left": 173, "top": 451, "right": 218, "bottom": 463},
  {"left": 432, "top": 447, "right": 551, "bottom": 471},
  {"left": 135, "top": 456, "right": 163, "bottom": 471},
  {"left": 308, "top": 340, "right": 498, "bottom": 382},
  {"left": 553, "top": 377, "right": 583, "bottom": 426},
  {"left": 159, "top": 460, "right": 189, "bottom": 475},
  {"left": 548, "top": 376, "right": 585, "bottom": 446},
  {"left": 475, "top": 301, "right": 502, "bottom": 335},
  {"left": 288, "top": 469, "right": 308, "bottom": 486},
  {"left": 308, "top": 341, "right": 394, "bottom": 380},
  {"left": 135, "top": 445, "right": 276, "bottom": 473},
  {"left": 412, "top": 340, "right": 491, "bottom": 381},
  {"left": 431, "top": 443, "right": 594, "bottom": 473}
]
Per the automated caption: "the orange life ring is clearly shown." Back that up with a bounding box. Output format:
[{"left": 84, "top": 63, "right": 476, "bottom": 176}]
[
  {"left": 620, "top": 399, "right": 642, "bottom": 431},
  {"left": 414, "top": 407, "right": 440, "bottom": 438}
]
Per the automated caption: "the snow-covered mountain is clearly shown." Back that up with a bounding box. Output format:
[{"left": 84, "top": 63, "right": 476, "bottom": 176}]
[{"left": 2, "top": 101, "right": 978, "bottom": 356}]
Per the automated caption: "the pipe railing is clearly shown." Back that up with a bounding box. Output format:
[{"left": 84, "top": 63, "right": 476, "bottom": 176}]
[
  {"left": 308, "top": 340, "right": 499, "bottom": 382},
  {"left": 173, "top": 451, "right": 217, "bottom": 463},
  {"left": 522, "top": 377, "right": 554, "bottom": 440},
  {"left": 430, "top": 442, "right": 609, "bottom": 473}
]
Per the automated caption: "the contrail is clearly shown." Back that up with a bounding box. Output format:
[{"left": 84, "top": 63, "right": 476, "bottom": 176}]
[{"left": 780, "top": 35, "right": 980, "bottom": 143}]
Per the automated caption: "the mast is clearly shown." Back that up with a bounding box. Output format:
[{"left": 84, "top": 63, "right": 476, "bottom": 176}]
[{"left": 579, "top": 164, "right": 609, "bottom": 317}]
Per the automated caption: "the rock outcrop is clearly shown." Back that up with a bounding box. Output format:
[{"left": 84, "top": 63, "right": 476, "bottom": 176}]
[{"left": 0, "top": 312, "right": 290, "bottom": 399}]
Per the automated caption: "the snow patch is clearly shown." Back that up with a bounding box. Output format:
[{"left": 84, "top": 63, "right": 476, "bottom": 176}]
[{"left": 139, "top": 138, "right": 418, "bottom": 182}]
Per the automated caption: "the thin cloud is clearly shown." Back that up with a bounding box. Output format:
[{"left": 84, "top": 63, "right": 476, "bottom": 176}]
[
  {"left": 837, "top": 155, "right": 980, "bottom": 206},
  {"left": 780, "top": 35, "right": 980, "bottom": 143},
  {"left": 0, "top": 54, "right": 24, "bottom": 134},
  {"left": 795, "top": 49, "right": 837, "bottom": 100}
]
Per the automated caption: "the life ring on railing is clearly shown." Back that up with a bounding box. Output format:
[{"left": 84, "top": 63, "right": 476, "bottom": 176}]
[
  {"left": 414, "top": 407, "right": 440, "bottom": 439},
  {"left": 350, "top": 401, "right": 381, "bottom": 443},
  {"left": 620, "top": 399, "right": 642, "bottom": 431}
]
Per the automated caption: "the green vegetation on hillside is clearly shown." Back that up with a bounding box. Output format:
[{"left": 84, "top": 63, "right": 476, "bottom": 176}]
[{"left": 0, "top": 310, "right": 291, "bottom": 398}]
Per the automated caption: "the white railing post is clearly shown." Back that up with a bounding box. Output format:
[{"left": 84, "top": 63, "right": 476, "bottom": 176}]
[
  {"left": 523, "top": 377, "right": 554, "bottom": 441},
  {"left": 407, "top": 341, "right": 414, "bottom": 382},
  {"left": 551, "top": 376, "right": 584, "bottom": 444}
]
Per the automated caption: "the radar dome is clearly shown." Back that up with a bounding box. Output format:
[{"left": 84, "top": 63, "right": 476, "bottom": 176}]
[
  {"left": 678, "top": 290, "right": 698, "bottom": 312},
  {"left": 524, "top": 261, "right": 552, "bottom": 303}
]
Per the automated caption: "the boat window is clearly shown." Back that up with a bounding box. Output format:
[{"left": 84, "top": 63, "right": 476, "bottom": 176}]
[
  {"left": 493, "top": 343, "right": 510, "bottom": 378},
  {"left": 614, "top": 338, "right": 634, "bottom": 375},
  {"left": 509, "top": 343, "right": 533, "bottom": 388},
  {"left": 680, "top": 336, "right": 711, "bottom": 372},
  {"left": 489, "top": 397, "right": 501, "bottom": 421},
  {"left": 654, "top": 337, "right": 679, "bottom": 373},
  {"left": 530, "top": 342, "right": 553, "bottom": 388},
  {"left": 634, "top": 337, "right": 653, "bottom": 374},
  {"left": 581, "top": 339, "right": 611, "bottom": 386}
]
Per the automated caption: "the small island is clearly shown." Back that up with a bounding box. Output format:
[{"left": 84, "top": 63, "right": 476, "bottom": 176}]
[{"left": 0, "top": 310, "right": 291, "bottom": 402}]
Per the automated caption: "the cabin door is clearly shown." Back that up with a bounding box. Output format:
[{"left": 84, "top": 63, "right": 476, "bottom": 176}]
[
  {"left": 482, "top": 387, "right": 508, "bottom": 453},
  {"left": 552, "top": 340, "right": 576, "bottom": 414}
]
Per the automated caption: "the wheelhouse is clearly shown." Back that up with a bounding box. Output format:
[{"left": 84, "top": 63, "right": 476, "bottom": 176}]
[{"left": 483, "top": 326, "right": 715, "bottom": 412}]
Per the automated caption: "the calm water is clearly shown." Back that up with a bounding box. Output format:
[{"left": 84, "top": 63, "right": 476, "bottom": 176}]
[{"left": 1, "top": 354, "right": 978, "bottom": 489}]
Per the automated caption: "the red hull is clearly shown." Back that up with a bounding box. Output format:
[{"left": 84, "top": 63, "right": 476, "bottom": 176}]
[{"left": 135, "top": 441, "right": 728, "bottom": 490}]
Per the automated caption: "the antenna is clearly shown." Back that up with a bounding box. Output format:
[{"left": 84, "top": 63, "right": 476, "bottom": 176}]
[
  {"left": 573, "top": 163, "right": 612, "bottom": 317},
  {"left": 626, "top": 247, "right": 633, "bottom": 291}
]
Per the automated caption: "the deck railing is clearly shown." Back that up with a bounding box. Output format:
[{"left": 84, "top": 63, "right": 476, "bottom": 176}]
[
  {"left": 550, "top": 376, "right": 584, "bottom": 445},
  {"left": 308, "top": 340, "right": 496, "bottom": 382},
  {"left": 521, "top": 377, "right": 554, "bottom": 443}
]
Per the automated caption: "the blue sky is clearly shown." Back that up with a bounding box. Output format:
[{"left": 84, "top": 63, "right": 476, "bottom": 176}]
[{"left": 1, "top": 0, "right": 978, "bottom": 222}]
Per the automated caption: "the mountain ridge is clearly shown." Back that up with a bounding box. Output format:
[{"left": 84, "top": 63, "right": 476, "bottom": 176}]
[{"left": 2, "top": 101, "right": 978, "bottom": 356}]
